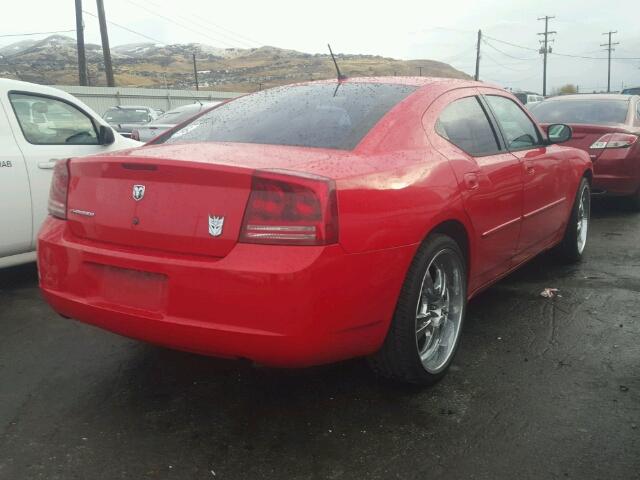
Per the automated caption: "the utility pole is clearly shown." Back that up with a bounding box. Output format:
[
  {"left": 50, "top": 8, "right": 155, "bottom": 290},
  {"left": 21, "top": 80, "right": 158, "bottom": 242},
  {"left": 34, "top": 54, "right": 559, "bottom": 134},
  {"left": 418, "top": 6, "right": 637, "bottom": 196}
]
[
  {"left": 537, "top": 15, "right": 556, "bottom": 96},
  {"left": 96, "top": 0, "right": 115, "bottom": 86},
  {"left": 601, "top": 31, "right": 619, "bottom": 93},
  {"left": 74, "top": 0, "right": 88, "bottom": 86},
  {"left": 192, "top": 53, "right": 199, "bottom": 90},
  {"left": 475, "top": 29, "right": 482, "bottom": 81},
  {"left": 417, "top": 66, "right": 423, "bottom": 76}
]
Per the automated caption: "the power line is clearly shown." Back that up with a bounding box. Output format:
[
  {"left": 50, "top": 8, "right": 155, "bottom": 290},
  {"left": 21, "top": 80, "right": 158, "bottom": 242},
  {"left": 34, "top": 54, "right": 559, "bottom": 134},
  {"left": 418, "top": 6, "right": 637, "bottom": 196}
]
[
  {"left": 482, "top": 51, "right": 538, "bottom": 72},
  {"left": 122, "top": 0, "right": 243, "bottom": 49},
  {"left": 436, "top": 45, "right": 477, "bottom": 63},
  {"left": 482, "top": 39, "right": 538, "bottom": 61},
  {"left": 482, "top": 34, "right": 539, "bottom": 52},
  {"left": 0, "top": 29, "right": 76, "bottom": 39},
  {"left": 83, "top": 10, "right": 165, "bottom": 44},
  {"left": 485, "top": 32, "right": 640, "bottom": 60},
  {"left": 139, "top": 0, "right": 264, "bottom": 48}
]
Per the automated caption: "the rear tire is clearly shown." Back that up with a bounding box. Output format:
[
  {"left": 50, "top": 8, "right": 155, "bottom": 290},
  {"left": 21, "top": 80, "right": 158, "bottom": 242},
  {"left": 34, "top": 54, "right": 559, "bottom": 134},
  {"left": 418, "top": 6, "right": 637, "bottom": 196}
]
[
  {"left": 368, "top": 234, "right": 467, "bottom": 386},
  {"left": 556, "top": 177, "right": 590, "bottom": 263}
]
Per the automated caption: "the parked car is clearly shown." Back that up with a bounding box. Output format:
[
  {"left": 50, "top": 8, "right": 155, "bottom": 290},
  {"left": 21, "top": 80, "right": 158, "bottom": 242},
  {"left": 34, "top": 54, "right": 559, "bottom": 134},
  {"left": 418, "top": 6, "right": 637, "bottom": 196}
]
[
  {"left": 514, "top": 92, "right": 544, "bottom": 107},
  {"left": 38, "top": 78, "right": 592, "bottom": 385},
  {"left": 131, "top": 102, "right": 219, "bottom": 142},
  {"left": 621, "top": 87, "right": 640, "bottom": 95},
  {"left": 103, "top": 105, "right": 160, "bottom": 138},
  {"left": 529, "top": 94, "right": 640, "bottom": 209},
  {"left": 0, "top": 78, "right": 139, "bottom": 268}
]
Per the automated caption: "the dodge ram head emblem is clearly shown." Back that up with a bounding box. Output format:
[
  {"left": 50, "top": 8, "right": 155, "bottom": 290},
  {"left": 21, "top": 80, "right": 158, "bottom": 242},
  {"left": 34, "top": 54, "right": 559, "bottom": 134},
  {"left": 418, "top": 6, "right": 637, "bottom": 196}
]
[
  {"left": 208, "top": 215, "right": 224, "bottom": 237},
  {"left": 132, "top": 184, "right": 145, "bottom": 201}
]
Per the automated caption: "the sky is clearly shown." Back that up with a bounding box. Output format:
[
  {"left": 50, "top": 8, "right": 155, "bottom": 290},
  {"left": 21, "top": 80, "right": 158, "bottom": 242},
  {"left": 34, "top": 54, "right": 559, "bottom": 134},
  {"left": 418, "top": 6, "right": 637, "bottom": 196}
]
[{"left": 2, "top": 0, "right": 640, "bottom": 93}]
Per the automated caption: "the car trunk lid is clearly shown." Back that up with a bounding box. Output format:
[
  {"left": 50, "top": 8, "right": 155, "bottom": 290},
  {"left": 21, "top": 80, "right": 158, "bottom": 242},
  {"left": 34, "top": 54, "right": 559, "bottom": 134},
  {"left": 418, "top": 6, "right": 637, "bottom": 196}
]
[
  {"left": 66, "top": 142, "right": 351, "bottom": 258},
  {"left": 544, "top": 123, "right": 636, "bottom": 160}
]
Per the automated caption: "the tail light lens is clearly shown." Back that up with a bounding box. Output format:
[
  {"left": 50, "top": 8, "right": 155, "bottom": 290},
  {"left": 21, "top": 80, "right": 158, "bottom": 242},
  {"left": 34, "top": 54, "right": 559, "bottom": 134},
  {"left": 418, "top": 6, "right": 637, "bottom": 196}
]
[
  {"left": 590, "top": 133, "right": 638, "bottom": 149},
  {"left": 48, "top": 159, "right": 70, "bottom": 220},
  {"left": 240, "top": 170, "right": 339, "bottom": 246},
  {"left": 130, "top": 129, "right": 140, "bottom": 141}
]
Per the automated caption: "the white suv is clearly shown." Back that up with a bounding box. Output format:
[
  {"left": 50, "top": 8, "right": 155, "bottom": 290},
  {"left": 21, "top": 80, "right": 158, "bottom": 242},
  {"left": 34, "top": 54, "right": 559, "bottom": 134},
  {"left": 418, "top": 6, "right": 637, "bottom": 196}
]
[{"left": 0, "top": 79, "right": 140, "bottom": 268}]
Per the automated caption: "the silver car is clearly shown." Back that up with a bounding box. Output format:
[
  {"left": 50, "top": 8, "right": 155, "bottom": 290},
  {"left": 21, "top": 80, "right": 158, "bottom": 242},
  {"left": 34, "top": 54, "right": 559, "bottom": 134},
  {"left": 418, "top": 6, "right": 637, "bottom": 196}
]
[
  {"left": 131, "top": 102, "right": 219, "bottom": 142},
  {"left": 103, "top": 105, "right": 161, "bottom": 138}
]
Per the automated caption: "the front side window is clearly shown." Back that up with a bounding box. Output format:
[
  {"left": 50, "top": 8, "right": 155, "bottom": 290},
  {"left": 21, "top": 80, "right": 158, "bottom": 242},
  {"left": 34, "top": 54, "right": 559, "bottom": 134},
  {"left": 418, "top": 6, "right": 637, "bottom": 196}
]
[
  {"left": 9, "top": 93, "right": 98, "bottom": 145},
  {"left": 435, "top": 96, "right": 500, "bottom": 157},
  {"left": 485, "top": 95, "right": 541, "bottom": 150},
  {"left": 157, "top": 83, "right": 418, "bottom": 150}
]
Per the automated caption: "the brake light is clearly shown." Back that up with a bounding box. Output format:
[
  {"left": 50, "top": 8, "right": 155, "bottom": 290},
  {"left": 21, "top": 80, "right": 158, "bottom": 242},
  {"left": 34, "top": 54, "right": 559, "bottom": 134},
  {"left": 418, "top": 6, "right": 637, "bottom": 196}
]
[
  {"left": 48, "top": 159, "right": 70, "bottom": 220},
  {"left": 130, "top": 129, "right": 140, "bottom": 141},
  {"left": 240, "top": 170, "right": 339, "bottom": 246},
  {"left": 590, "top": 133, "right": 638, "bottom": 149}
]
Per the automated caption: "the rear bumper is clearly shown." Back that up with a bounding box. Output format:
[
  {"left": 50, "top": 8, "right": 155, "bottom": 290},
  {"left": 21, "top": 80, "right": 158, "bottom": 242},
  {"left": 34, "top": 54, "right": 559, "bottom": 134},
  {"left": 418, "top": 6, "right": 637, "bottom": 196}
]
[
  {"left": 38, "top": 218, "right": 415, "bottom": 367},
  {"left": 592, "top": 153, "right": 640, "bottom": 196}
]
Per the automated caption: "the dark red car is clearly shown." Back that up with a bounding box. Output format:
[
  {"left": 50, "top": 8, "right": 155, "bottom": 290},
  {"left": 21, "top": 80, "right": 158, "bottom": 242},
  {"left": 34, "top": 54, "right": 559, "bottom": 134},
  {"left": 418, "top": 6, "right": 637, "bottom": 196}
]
[
  {"left": 530, "top": 94, "right": 640, "bottom": 209},
  {"left": 38, "top": 78, "right": 592, "bottom": 385}
]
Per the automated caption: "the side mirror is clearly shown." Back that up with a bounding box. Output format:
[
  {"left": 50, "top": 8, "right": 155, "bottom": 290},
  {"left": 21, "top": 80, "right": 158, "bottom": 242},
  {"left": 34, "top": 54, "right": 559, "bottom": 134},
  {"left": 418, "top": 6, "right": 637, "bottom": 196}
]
[
  {"left": 547, "top": 124, "right": 572, "bottom": 144},
  {"left": 98, "top": 125, "right": 115, "bottom": 145}
]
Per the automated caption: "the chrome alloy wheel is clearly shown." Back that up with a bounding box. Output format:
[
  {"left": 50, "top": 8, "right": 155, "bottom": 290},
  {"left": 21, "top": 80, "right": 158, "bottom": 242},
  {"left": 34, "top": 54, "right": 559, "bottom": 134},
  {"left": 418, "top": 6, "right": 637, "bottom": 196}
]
[
  {"left": 415, "top": 248, "right": 465, "bottom": 374},
  {"left": 576, "top": 183, "right": 590, "bottom": 254}
]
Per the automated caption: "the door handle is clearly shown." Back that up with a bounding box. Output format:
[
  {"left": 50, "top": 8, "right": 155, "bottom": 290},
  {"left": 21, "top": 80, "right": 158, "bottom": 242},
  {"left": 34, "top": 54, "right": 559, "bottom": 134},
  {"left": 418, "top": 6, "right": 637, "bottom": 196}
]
[
  {"left": 38, "top": 159, "right": 62, "bottom": 170},
  {"left": 525, "top": 163, "right": 536, "bottom": 176}
]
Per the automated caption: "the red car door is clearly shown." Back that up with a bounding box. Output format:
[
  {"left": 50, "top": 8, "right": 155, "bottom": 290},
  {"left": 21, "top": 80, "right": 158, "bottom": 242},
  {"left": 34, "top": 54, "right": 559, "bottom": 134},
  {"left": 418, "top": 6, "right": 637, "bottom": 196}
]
[
  {"left": 482, "top": 93, "right": 569, "bottom": 256},
  {"left": 425, "top": 90, "right": 523, "bottom": 290}
]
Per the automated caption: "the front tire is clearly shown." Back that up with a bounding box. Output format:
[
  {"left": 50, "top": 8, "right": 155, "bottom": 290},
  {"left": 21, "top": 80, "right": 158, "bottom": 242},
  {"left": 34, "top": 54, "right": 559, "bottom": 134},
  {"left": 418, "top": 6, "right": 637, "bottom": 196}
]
[
  {"left": 557, "top": 177, "right": 591, "bottom": 263},
  {"left": 369, "top": 234, "right": 467, "bottom": 385}
]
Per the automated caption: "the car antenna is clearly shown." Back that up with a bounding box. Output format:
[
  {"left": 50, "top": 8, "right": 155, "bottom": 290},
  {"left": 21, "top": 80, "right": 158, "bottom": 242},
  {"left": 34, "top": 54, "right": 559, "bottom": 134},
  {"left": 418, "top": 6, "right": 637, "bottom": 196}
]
[{"left": 328, "top": 43, "right": 347, "bottom": 82}]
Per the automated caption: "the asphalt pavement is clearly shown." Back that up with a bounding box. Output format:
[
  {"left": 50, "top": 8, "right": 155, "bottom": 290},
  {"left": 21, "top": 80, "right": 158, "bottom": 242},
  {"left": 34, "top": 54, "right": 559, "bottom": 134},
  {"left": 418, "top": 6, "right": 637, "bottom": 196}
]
[{"left": 1, "top": 198, "right": 639, "bottom": 480}]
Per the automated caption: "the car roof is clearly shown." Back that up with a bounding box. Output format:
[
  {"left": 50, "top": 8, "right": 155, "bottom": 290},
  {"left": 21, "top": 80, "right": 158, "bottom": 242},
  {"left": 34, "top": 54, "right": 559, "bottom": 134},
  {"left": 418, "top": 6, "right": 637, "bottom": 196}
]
[{"left": 298, "top": 76, "right": 483, "bottom": 89}]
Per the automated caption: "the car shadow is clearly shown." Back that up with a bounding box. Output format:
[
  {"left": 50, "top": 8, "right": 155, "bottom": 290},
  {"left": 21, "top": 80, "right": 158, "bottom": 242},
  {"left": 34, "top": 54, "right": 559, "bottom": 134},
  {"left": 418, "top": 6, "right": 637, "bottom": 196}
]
[{"left": 0, "top": 262, "right": 38, "bottom": 290}]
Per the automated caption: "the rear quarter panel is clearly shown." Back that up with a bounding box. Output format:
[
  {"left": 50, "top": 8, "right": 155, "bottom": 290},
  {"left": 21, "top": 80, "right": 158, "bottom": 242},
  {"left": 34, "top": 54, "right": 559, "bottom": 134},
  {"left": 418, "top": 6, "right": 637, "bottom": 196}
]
[{"left": 334, "top": 86, "right": 474, "bottom": 255}]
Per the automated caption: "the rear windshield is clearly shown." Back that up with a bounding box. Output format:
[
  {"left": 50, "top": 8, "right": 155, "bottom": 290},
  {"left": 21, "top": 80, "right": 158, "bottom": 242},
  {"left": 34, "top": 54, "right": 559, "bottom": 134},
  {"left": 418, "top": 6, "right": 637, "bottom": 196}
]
[
  {"left": 103, "top": 108, "right": 150, "bottom": 123},
  {"left": 157, "top": 83, "right": 418, "bottom": 150},
  {"left": 530, "top": 99, "right": 629, "bottom": 125},
  {"left": 151, "top": 106, "right": 202, "bottom": 126}
]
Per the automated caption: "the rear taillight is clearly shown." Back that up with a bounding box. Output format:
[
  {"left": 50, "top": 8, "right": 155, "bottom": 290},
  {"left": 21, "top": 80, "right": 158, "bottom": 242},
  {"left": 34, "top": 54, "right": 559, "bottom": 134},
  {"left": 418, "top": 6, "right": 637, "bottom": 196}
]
[
  {"left": 48, "top": 159, "right": 70, "bottom": 220},
  {"left": 240, "top": 170, "right": 339, "bottom": 246},
  {"left": 590, "top": 133, "right": 638, "bottom": 149},
  {"left": 130, "top": 129, "right": 140, "bottom": 141}
]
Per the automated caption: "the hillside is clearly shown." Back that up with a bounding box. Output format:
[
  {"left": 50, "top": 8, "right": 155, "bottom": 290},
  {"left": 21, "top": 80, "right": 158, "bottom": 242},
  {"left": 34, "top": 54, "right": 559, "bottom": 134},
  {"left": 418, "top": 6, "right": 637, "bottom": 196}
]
[{"left": 0, "top": 35, "right": 471, "bottom": 92}]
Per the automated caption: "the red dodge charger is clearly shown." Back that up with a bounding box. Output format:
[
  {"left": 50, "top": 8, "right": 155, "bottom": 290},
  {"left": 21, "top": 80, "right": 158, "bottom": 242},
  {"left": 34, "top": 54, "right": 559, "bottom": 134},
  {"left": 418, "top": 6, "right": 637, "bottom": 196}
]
[{"left": 38, "top": 78, "right": 592, "bottom": 385}]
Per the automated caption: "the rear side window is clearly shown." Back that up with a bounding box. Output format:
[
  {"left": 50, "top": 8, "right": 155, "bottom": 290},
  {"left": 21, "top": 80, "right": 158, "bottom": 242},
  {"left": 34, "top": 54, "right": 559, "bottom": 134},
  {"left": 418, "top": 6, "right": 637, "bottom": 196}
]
[
  {"left": 435, "top": 96, "right": 500, "bottom": 156},
  {"left": 485, "top": 95, "right": 541, "bottom": 150},
  {"left": 158, "top": 83, "right": 417, "bottom": 150},
  {"left": 104, "top": 108, "right": 151, "bottom": 123},
  {"left": 530, "top": 99, "right": 629, "bottom": 125},
  {"left": 9, "top": 93, "right": 98, "bottom": 145}
]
